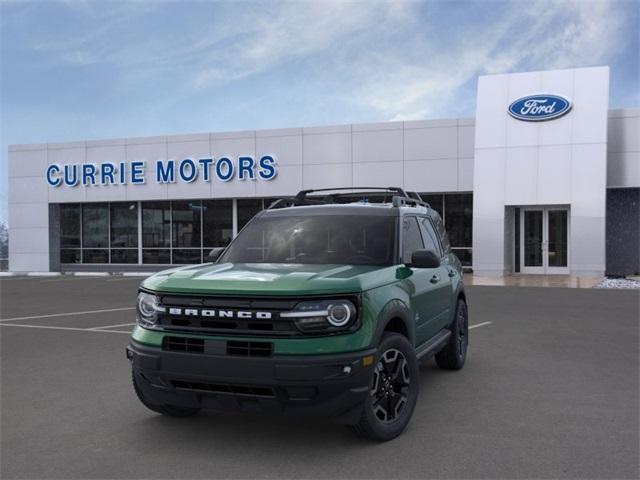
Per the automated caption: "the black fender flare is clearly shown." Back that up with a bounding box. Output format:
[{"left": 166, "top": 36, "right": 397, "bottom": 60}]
[{"left": 371, "top": 299, "right": 416, "bottom": 348}]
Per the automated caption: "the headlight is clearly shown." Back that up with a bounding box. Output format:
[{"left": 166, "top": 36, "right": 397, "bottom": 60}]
[
  {"left": 281, "top": 299, "right": 357, "bottom": 333},
  {"left": 136, "top": 292, "right": 164, "bottom": 328}
]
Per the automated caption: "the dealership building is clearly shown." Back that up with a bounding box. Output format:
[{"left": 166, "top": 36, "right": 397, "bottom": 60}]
[{"left": 7, "top": 66, "right": 640, "bottom": 276}]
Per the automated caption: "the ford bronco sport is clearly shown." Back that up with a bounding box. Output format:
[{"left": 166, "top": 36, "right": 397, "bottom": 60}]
[{"left": 127, "top": 187, "right": 468, "bottom": 441}]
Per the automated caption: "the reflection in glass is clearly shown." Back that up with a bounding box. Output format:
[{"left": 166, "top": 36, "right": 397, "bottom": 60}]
[
  {"left": 111, "top": 203, "right": 138, "bottom": 248},
  {"left": 82, "top": 204, "right": 109, "bottom": 248},
  {"left": 172, "top": 201, "right": 202, "bottom": 248},
  {"left": 142, "top": 249, "right": 170, "bottom": 264},
  {"left": 142, "top": 202, "right": 171, "bottom": 248},
  {"left": 524, "top": 210, "right": 543, "bottom": 267},
  {"left": 60, "top": 249, "right": 81, "bottom": 263},
  {"left": 60, "top": 204, "right": 81, "bottom": 248},
  {"left": 203, "top": 200, "right": 233, "bottom": 248},
  {"left": 548, "top": 210, "right": 568, "bottom": 267},
  {"left": 444, "top": 194, "right": 473, "bottom": 248},
  {"left": 237, "top": 199, "right": 263, "bottom": 231},
  {"left": 82, "top": 249, "right": 109, "bottom": 263},
  {"left": 111, "top": 249, "right": 138, "bottom": 264}
]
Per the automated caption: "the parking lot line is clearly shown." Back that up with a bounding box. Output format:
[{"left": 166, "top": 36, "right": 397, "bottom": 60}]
[
  {"left": 89, "top": 322, "right": 137, "bottom": 330},
  {"left": 0, "top": 307, "right": 135, "bottom": 323},
  {"left": 469, "top": 321, "right": 492, "bottom": 329},
  {"left": 0, "top": 323, "right": 131, "bottom": 334}
]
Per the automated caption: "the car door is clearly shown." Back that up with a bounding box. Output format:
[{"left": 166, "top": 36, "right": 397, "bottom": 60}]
[
  {"left": 416, "top": 216, "right": 453, "bottom": 340},
  {"left": 400, "top": 216, "right": 445, "bottom": 345}
]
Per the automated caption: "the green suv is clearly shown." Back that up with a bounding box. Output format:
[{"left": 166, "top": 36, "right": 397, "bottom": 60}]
[{"left": 127, "top": 187, "right": 468, "bottom": 441}]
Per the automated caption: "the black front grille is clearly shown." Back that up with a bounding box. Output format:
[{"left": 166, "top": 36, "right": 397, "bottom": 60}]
[
  {"left": 163, "top": 336, "right": 204, "bottom": 353},
  {"left": 171, "top": 380, "right": 275, "bottom": 398},
  {"left": 227, "top": 340, "right": 273, "bottom": 357}
]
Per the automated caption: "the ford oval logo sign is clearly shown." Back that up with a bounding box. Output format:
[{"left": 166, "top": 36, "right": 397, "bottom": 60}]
[{"left": 508, "top": 94, "right": 572, "bottom": 121}]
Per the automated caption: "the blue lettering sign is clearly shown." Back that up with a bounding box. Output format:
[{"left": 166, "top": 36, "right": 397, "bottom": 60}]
[
  {"left": 130, "top": 161, "right": 145, "bottom": 184},
  {"left": 46, "top": 164, "right": 61, "bottom": 187},
  {"left": 258, "top": 155, "right": 277, "bottom": 180},
  {"left": 156, "top": 159, "right": 175, "bottom": 183},
  {"left": 179, "top": 158, "right": 198, "bottom": 183},
  {"left": 215, "top": 157, "right": 234, "bottom": 182}
]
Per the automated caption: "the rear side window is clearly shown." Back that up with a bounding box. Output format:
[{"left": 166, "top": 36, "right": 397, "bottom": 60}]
[
  {"left": 402, "top": 217, "right": 424, "bottom": 264},
  {"left": 432, "top": 214, "right": 451, "bottom": 252},
  {"left": 419, "top": 217, "right": 442, "bottom": 257}
]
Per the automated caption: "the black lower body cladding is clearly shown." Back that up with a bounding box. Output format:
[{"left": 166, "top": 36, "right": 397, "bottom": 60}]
[{"left": 127, "top": 340, "right": 377, "bottom": 423}]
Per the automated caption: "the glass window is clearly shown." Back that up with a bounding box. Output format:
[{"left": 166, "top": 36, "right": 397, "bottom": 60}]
[
  {"left": 452, "top": 248, "right": 472, "bottom": 267},
  {"left": 432, "top": 214, "right": 451, "bottom": 252},
  {"left": 172, "top": 201, "right": 202, "bottom": 249},
  {"left": 402, "top": 217, "right": 424, "bottom": 264},
  {"left": 420, "top": 193, "right": 444, "bottom": 218},
  {"left": 444, "top": 193, "right": 472, "bottom": 248},
  {"left": 111, "top": 202, "right": 138, "bottom": 248},
  {"left": 142, "top": 202, "right": 171, "bottom": 248},
  {"left": 82, "top": 249, "right": 109, "bottom": 263},
  {"left": 111, "top": 249, "right": 138, "bottom": 264},
  {"left": 221, "top": 215, "right": 396, "bottom": 266},
  {"left": 203, "top": 200, "right": 232, "bottom": 248},
  {"left": 60, "top": 249, "right": 81, "bottom": 264},
  {"left": 172, "top": 249, "right": 202, "bottom": 264},
  {"left": 237, "top": 199, "right": 263, "bottom": 231},
  {"left": 60, "top": 204, "right": 81, "bottom": 248},
  {"left": 142, "top": 249, "right": 170, "bottom": 264},
  {"left": 82, "top": 204, "right": 108, "bottom": 248},
  {"left": 418, "top": 217, "right": 442, "bottom": 256}
]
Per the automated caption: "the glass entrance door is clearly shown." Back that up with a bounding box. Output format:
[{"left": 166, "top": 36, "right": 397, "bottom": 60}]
[{"left": 519, "top": 208, "right": 569, "bottom": 274}]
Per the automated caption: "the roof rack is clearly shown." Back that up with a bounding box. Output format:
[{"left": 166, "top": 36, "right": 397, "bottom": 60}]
[{"left": 267, "top": 187, "right": 431, "bottom": 210}]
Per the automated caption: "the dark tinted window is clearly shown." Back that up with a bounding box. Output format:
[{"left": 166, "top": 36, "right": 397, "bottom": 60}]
[
  {"left": 419, "top": 217, "right": 442, "bottom": 256},
  {"left": 142, "top": 202, "right": 171, "bottom": 248},
  {"left": 60, "top": 204, "right": 80, "bottom": 248},
  {"left": 221, "top": 215, "right": 396, "bottom": 266},
  {"left": 420, "top": 193, "right": 444, "bottom": 218},
  {"left": 110, "top": 202, "right": 138, "bottom": 248},
  {"left": 402, "top": 217, "right": 424, "bottom": 264},
  {"left": 82, "top": 204, "right": 108, "bottom": 248},
  {"left": 172, "top": 201, "right": 202, "bottom": 248},
  {"left": 445, "top": 194, "right": 472, "bottom": 248},
  {"left": 203, "top": 200, "right": 232, "bottom": 248},
  {"left": 432, "top": 214, "right": 451, "bottom": 252},
  {"left": 237, "top": 199, "right": 263, "bottom": 231}
]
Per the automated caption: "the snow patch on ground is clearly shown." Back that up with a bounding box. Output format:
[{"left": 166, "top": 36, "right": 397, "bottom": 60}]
[{"left": 594, "top": 278, "right": 640, "bottom": 289}]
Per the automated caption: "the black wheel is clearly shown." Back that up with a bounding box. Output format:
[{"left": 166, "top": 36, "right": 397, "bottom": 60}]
[
  {"left": 132, "top": 370, "right": 200, "bottom": 418},
  {"left": 352, "top": 333, "right": 419, "bottom": 441},
  {"left": 435, "top": 298, "right": 468, "bottom": 370}
]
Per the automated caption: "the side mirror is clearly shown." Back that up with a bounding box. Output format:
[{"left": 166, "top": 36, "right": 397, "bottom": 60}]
[
  {"left": 408, "top": 249, "right": 440, "bottom": 269},
  {"left": 208, "top": 247, "right": 225, "bottom": 262}
]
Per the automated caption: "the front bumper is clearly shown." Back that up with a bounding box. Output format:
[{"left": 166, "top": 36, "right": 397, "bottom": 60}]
[{"left": 127, "top": 340, "right": 377, "bottom": 423}]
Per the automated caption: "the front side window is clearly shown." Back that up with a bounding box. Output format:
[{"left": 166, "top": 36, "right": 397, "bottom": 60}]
[
  {"left": 221, "top": 215, "right": 396, "bottom": 266},
  {"left": 402, "top": 217, "right": 424, "bottom": 264},
  {"left": 419, "top": 217, "right": 442, "bottom": 256}
]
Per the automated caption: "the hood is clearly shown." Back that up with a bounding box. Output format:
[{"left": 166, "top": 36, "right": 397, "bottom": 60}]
[{"left": 141, "top": 262, "right": 398, "bottom": 296}]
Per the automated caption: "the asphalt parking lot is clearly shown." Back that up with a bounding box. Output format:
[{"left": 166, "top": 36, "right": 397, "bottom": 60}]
[{"left": 1, "top": 276, "right": 638, "bottom": 479}]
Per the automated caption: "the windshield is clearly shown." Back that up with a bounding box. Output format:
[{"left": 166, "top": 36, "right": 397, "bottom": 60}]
[{"left": 220, "top": 214, "right": 397, "bottom": 266}]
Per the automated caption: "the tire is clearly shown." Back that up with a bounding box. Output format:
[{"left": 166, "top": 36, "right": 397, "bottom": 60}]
[
  {"left": 435, "top": 298, "right": 468, "bottom": 370},
  {"left": 351, "top": 333, "right": 419, "bottom": 441},
  {"left": 132, "top": 370, "right": 200, "bottom": 418}
]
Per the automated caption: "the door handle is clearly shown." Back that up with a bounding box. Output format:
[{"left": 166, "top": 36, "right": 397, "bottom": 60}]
[
  {"left": 448, "top": 269, "right": 456, "bottom": 277},
  {"left": 430, "top": 275, "right": 440, "bottom": 284}
]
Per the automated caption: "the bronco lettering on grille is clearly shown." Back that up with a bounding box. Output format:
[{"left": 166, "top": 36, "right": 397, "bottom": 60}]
[{"left": 167, "top": 308, "right": 273, "bottom": 320}]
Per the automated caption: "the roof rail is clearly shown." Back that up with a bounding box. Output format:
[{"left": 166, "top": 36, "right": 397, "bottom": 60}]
[{"left": 268, "top": 187, "right": 431, "bottom": 210}]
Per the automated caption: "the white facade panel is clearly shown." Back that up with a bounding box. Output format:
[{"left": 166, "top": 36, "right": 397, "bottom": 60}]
[
  {"left": 10, "top": 176, "right": 49, "bottom": 204},
  {"left": 474, "top": 74, "right": 508, "bottom": 149},
  {"left": 9, "top": 227, "right": 49, "bottom": 254},
  {"left": 352, "top": 161, "right": 403, "bottom": 187},
  {"left": 8, "top": 203, "right": 49, "bottom": 229},
  {"left": 8, "top": 148, "right": 47, "bottom": 178},
  {"left": 352, "top": 128, "right": 403, "bottom": 163},
  {"left": 457, "top": 157, "right": 474, "bottom": 191},
  {"left": 303, "top": 132, "right": 351, "bottom": 165},
  {"left": 537, "top": 145, "right": 572, "bottom": 204},
  {"left": 572, "top": 67, "right": 610, "bottom": 145},
  {"left": 504, "top": 147, "right": 538, "bottom": 205},
  {"left": 303, "top": 163, "right": 352, "bottom": 190},
  {"left": 166, "top": 139, "right": 213, "bottom": 200},
  {"left": 256, "top": 134, "right": 302, "bottom": 167},
  {"left": 404, "top": 127, "right": 457, "bottom": 160},
  {"left": 404, "top": 159, "right": 457, "bottom": 192}
]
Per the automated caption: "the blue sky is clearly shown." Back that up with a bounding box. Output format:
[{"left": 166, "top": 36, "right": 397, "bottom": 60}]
[{"left": 1, "top": 0, "right": 638, "bottom": 224}]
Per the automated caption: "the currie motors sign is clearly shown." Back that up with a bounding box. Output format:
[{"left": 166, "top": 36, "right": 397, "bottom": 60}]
[
  {"left": 508, "top": 94, "right": 572, "bottom": 122},
  {"left": 45, "top": 155, "right": 277, "bottom": 187}
]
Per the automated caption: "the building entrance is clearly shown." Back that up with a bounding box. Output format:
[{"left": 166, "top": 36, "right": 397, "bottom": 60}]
[{"left": 519, "top": 207, "right": 569, "bottom": 274}]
